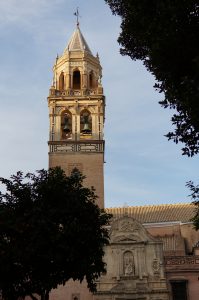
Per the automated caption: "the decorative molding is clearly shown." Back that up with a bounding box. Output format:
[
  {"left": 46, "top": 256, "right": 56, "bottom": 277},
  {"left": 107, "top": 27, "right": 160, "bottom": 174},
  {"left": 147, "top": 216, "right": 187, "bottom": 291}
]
[
  {"left": 110, "top": 216, "right": 156, "bottom": 243},
  {"left": 120, "top": 220, "right": 140, "bottom": 232},
  {"left": 70, "top": 62, "right": 83, "bottom": 66},
  {"left": 49, "top": 141, "right": 104, "bottom": 153},
  {"left": 53, "top": 89, "right": 97, "bottom": 97},
  {"left": 152, "top": 258, "right": 160, "bottom": 272},
  {"left": 165, "top": 256, "right": 199, "bottom": 266}
]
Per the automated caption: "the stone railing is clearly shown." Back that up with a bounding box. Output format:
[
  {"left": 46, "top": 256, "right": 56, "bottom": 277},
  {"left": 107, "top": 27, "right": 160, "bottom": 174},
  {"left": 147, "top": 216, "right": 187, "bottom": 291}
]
[
  {"left": 49, "top": 140, "right": 104, "bottom": 153},
  {"left": 49, "top": 88, "right": 100, "bottom": 97}
]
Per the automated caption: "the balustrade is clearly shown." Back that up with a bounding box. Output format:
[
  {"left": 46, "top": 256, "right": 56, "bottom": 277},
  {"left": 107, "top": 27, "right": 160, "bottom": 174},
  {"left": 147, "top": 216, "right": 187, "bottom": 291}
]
[
  {"left": 49, "top": 140, "right": 104, "bottom": 153},
  {"left": 50, "top": 89, "right": 97, "bottom": 97}
]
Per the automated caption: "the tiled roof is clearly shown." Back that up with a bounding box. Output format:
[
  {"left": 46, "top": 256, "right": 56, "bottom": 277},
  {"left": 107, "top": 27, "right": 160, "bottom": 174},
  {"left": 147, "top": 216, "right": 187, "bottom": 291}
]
[
  {"left": 65, "top": 25, "right": 92, "bottom": 54},
  {"left": 106, "top": 203, "right": 196, "bottom": 224}
]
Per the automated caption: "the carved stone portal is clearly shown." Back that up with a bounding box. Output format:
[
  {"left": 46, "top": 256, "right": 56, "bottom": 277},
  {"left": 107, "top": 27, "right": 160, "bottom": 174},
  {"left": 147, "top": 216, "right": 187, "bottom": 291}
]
[{"left": 94, "top": 216, "right": 169, "bottom": 300}]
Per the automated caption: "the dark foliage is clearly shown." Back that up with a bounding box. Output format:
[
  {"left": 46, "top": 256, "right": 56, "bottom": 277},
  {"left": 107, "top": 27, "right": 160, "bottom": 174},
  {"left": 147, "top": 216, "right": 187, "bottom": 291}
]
[
  {"left": 0, "top": 167, "right": 111, "bottom": 300},
  {"left": 187, "top": 181, "right": 199, "bottom": 229},
  {"left": 105, "top": 0, "right": 199, "bottom": 156}
]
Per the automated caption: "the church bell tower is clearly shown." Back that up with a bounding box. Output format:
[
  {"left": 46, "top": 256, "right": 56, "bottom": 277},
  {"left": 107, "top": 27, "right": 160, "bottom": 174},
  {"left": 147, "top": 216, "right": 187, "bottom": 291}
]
[{"left": 48, "top": 23, "right": 105, "bottom": 208}]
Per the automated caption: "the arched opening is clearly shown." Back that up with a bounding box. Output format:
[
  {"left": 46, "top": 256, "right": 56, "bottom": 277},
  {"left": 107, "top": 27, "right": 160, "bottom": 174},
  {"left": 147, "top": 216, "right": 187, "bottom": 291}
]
[
  {"left": 73, "top": 70, "right": 81, "bottom": 89},
  {"left": 61, "top": 110, "right": 72, "bottom": 140},
  {"left": 89, "top": 71, "right": 95, "bottom": 89},
  {"left": 59, "top": 72, "right": 65, "bottom": 90},
  {"left": 123, "top": 251, "right": 135, "bottom": 276},
  {"left": 80, "top": 109, "right": 92, "bottom": 137}
]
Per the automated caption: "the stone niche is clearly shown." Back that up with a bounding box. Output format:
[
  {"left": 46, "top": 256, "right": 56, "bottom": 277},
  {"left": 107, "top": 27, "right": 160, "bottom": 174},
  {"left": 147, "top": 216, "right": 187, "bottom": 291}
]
[{"left": 94, "top": 216, "right": 169, "bottom": 300}]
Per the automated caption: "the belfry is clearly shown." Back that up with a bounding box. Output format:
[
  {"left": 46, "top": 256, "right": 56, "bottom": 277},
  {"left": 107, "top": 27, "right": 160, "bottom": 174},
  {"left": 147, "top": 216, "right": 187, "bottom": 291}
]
[{"left": 48, "top": 23, "right": 105, "bottom": 208}]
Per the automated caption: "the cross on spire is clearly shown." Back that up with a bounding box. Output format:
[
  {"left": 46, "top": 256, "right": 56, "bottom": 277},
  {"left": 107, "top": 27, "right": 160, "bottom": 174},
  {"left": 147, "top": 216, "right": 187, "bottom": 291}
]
[{"left": 74, "top": 8, "right": 80, "bottom": 27}]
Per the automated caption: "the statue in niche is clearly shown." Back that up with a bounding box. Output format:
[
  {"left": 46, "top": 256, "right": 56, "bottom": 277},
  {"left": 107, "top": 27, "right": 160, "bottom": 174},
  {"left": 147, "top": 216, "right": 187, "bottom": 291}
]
[
  {"left": 125, "top": 262, "right": 134, "bottom": 276},
  {"left": 123, "top": 251, "right": 135, "bottom": 276}
]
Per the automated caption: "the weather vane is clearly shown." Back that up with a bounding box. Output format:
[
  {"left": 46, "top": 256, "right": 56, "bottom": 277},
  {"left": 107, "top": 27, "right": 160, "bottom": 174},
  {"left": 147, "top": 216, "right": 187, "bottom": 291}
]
[{"left": 74, "top": 7, "right": 80, "bottom": 26}]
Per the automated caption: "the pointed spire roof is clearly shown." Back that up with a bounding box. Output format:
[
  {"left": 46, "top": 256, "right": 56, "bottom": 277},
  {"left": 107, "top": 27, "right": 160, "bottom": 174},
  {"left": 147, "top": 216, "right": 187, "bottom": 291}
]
[{"left": 65, "top": 25, "right": 92, "bottom": 54}]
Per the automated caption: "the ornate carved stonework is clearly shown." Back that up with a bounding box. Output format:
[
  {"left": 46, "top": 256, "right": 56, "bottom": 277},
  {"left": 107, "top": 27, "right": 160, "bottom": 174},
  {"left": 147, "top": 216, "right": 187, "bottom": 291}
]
[
  {"left": 110, "top": 216, "right": 156, "bottom": 244},
  {"left": 165, "top": 256, "right": 199, "bottom": 265},
  {"left": 49, "top": 141, "right": 104, "bottom": 153},
  {"left": 120, "top": 219, "right": 140, "bottom": 232},
  {"left": 94, "top": 216, "right": 169, "bottom": 300},
  {"left": 152, "top": 258, "right": 160, "bottom": 272}
]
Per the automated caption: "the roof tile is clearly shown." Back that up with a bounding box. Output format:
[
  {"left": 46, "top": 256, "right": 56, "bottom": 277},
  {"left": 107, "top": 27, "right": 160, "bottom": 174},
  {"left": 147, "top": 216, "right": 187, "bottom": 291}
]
[{"left": 106, "top": 203, "right": 196, "bottom": 223}]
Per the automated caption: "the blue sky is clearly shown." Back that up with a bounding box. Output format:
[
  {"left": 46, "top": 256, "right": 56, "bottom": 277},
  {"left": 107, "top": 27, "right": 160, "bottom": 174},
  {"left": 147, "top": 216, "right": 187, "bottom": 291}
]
[{"left": 0, "top": 0, "right": 198, "bottom": 207}]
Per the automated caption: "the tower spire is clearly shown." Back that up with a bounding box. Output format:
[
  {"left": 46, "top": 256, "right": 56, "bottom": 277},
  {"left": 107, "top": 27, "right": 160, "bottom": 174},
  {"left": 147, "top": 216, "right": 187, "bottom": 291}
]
[
  {"left": 48, "top": 24, "right": 105, "bottom": 208},
  {"left": 74, "top": 7, "right": 80, "bottom": 27}
]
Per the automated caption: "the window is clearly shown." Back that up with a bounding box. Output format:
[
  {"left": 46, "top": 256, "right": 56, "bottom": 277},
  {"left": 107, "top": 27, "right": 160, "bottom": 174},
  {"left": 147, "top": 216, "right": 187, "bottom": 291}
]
[
  {"left": 89, "top": 71, "right": 95, "bottom": 88},
  {"left": 170, "top": 280, "right": 188, "bottom": 300},
  {"left": 59, "top": 72, "right": 65, "bottom": 90},
  {"left": 73, "top": 70, "right": 81, "bottom": 89}
]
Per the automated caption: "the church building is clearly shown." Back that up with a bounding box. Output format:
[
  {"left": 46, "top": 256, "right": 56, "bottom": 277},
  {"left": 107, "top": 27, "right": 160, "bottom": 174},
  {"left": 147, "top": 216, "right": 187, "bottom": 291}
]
[{"left": 47, "top": 22, "right": 199, "bottom": 300}]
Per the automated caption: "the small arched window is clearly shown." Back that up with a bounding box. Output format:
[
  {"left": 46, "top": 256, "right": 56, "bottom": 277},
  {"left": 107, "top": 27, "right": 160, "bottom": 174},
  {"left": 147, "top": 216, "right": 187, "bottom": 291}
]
[
  {"left": 61, "top": 110, "right": 72, "bottom": 140},
  {"left": 89, "top": 71, "right": 95, "bottom": 89},
  {"left": 59, "top": 72, "right": 65, "bottom": 90},
  {"left": 80, "top": 109, "right": 92, "bottom": 136},
  {"left": 73, "top": 70, "right": 81, "bottom": 89}
]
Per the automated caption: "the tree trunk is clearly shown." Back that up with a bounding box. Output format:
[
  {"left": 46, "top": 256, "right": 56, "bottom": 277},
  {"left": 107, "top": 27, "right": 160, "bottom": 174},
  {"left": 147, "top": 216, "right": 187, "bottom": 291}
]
[
  {"left": 45, "top": 292, "right": 49, "bottom": 300},
  {"left": 41, "top": 291, "right": 49, "bottom": 300}
]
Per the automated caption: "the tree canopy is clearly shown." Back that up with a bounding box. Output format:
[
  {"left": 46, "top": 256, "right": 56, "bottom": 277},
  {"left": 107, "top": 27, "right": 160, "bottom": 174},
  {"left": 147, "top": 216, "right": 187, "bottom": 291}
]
[
  {"left": 105, "top": 0, "right": 199, "bottom": 156},
  {"left": 0, "top": 167, "right": 111, "bottom": 300},
  {"left": 187, "top": 181, "right": 199, "bottom": 229}
]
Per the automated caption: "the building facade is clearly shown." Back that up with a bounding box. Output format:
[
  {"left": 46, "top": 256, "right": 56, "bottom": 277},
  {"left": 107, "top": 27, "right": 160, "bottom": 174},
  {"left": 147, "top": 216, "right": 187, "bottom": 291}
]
[
  {"left": 107, "top": 204, "right": 199, "bottom": 300},
  {"left": 94, "top": 215, "right": 169, "bottom": 300},
  {"left": 47, "top": 25, "right": 199, "bottom": 300}
]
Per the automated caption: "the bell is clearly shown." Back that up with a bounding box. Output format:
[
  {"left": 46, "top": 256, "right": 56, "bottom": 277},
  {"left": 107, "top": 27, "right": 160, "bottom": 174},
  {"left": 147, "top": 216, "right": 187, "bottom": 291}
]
[
  {"left": 82, "top": 122, "right": 91, "bottom": 133},
  {"left": 63, "top": 124, "right": 70, "bottom": 133},
  {"left": 63, "top": 117, "right": 70, "bottom": 133},
  {"left": 81, "top": 114, "right": 91, "bottom": 134}
]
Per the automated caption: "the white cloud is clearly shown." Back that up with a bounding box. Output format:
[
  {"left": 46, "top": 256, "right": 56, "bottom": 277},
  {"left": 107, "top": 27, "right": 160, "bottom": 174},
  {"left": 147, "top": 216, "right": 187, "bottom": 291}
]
[{"left": 0, "top": 0, "right": 63, "bottom": 25}]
